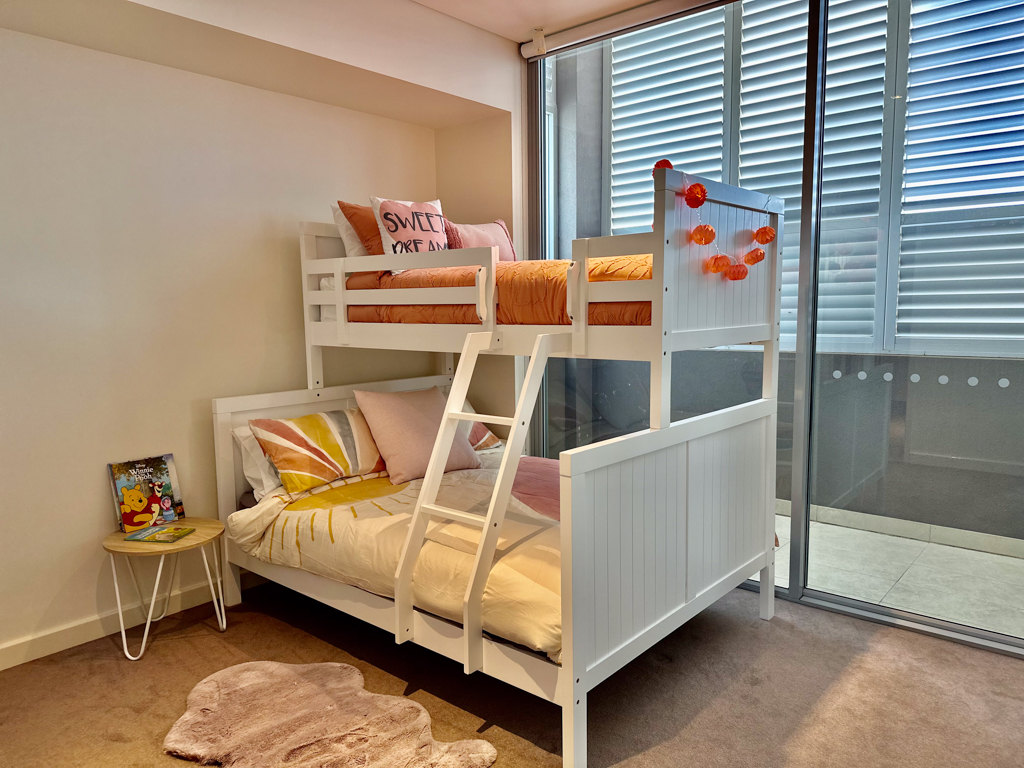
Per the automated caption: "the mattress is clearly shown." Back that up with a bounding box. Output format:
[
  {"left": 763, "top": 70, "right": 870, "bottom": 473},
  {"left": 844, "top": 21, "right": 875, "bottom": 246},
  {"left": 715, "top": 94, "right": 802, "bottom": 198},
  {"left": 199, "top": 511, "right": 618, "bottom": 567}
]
[
  {"left": 227, "top": 449, "right": 563, "bottom": 661},
  {"left": 319, "top": 255, "right": 652, "bottom": 326}
]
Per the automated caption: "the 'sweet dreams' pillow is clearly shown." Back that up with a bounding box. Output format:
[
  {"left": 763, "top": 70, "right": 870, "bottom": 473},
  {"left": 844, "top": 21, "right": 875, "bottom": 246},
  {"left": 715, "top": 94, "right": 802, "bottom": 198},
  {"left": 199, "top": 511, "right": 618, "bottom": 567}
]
[{"left": 370, "top": 197, "right": 447, "bottom": 260}]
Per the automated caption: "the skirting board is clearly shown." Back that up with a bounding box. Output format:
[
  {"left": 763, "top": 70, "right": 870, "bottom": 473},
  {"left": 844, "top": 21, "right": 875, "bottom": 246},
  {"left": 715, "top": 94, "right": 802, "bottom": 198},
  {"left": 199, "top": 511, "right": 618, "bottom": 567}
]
[{"left": 0, "top": 580, "right": 216, "bottom": 672}]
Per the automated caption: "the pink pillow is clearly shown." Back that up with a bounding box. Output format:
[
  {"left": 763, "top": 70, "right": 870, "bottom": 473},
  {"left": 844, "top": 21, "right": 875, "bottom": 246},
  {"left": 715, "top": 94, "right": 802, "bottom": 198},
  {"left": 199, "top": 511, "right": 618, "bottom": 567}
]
[
  {"left": 444, "top": 219, "right": 517, "bottom": 262},
  {"left": 354, "top": 387, "right": 481, "bottom": 484},
  {"left": 370, "top": 197, "right": 447, "bottom": 256}
]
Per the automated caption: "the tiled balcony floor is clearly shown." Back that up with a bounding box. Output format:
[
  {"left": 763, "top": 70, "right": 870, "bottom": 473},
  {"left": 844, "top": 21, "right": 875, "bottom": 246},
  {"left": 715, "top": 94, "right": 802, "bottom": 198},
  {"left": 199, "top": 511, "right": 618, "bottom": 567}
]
[{"left": 761, "top": 516, "right": 1024, "bottom": 640}]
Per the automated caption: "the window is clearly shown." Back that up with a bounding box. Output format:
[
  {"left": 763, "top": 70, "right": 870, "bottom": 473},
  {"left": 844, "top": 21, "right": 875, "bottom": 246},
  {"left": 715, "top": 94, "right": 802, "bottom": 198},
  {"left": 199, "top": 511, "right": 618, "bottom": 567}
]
[
  {"left": 890, "top": 0, "right": 1024, "bottom": 355},
  {"left": 595, "top": 0, "right": 1023, "bottom": 356},
  {"left": 609, "top": 10, "right": 729, "bottom": 233}
]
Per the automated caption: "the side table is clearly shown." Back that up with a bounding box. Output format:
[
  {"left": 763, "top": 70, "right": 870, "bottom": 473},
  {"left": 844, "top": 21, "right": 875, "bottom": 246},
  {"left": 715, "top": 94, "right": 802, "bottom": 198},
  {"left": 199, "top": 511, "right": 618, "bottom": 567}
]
[{"left": 102, "top": 517, "right": 227, "bottom": 660}]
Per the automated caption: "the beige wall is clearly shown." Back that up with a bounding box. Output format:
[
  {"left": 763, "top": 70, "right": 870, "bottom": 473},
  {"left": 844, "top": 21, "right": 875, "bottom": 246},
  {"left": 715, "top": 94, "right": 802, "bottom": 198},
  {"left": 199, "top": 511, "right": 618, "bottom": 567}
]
[
  {"left": 124, "top": 0, "right": 528, "bottom": 274},
  {"left": 436, "top": 114, "right": 515, "bottom": 226},
  {"left": 436, "top": 114, "right": 519, "bottom": 428},
  {"left": 0, "top": 29, "right": 442, "bottom": 667},
  {"left": 1, "top": 0, "right": 526, "bottom": 669},
  {"left": 128, "top": 0, "right": 522, "bottom": 112}
]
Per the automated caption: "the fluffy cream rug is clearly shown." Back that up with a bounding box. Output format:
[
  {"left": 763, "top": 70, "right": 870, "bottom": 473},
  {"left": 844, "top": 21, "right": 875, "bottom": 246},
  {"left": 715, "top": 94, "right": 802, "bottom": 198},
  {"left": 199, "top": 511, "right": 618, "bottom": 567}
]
[{"left": 164, "top": 661, "right": 497, "bottom": 767}]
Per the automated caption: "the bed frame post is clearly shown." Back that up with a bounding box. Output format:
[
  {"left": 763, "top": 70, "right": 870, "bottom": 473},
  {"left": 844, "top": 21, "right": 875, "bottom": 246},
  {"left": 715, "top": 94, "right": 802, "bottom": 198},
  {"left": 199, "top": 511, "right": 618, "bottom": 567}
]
[
  {"left": 300, "top": 231, "right": 325, "bottom": 389},
  {"left": 213, "top": 409, "right": 244, "bottom": 606},
  {"left": 560, "top": 471, "right": 587, "bottom": 767},
  {"left": 438, "top": 352, "right": 455, "bottom": 377},
  {"left": 649, "top": 169, "right": 678, "bottom": 430},
  {"left": 759, "top": 207, "right": 784, "bottom": 620}
]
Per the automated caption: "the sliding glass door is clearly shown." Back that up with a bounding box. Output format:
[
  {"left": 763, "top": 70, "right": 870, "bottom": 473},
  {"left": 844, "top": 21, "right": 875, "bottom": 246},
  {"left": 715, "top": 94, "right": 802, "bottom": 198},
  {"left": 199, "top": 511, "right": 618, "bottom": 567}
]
[
  {"left": 534, "top": 0, "right": 1023, "bottom": 646},
  {"left": 804, "top": 0, "right": 1024, "bottom": 639}
]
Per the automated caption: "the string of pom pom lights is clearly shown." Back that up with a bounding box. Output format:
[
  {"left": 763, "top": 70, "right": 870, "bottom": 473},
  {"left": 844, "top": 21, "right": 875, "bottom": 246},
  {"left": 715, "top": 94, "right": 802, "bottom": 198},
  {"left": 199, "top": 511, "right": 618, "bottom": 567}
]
[{"left": 651, "top": 158, "right": 776, "bottom": 281}]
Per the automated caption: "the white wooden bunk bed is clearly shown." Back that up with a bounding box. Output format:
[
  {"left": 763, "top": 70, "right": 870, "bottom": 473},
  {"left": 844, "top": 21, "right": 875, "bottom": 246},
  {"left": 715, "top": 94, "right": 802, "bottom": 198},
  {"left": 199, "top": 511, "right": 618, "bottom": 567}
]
[{"left": 213, "top": 168, "right": 784, "bottom": 767}]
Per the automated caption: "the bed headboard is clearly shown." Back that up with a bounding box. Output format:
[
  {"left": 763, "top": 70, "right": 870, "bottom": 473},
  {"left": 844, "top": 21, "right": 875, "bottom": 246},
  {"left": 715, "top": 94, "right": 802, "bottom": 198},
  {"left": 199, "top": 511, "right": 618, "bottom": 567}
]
[{"left": 211, "top": 374, "right": 453, "bottom": 525}]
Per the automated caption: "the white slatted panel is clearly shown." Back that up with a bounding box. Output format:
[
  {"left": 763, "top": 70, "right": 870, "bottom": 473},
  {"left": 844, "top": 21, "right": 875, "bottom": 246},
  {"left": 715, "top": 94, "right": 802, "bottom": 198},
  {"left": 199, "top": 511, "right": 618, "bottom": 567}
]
[
  {"left": 573, "top": 415, "right": 771, "bottom": 670},
  {"left": 894, "top": 0, "right": 1024, "bottom": 351},
  {"left": 673, "top": 197, "right": 776, "bottom": 333},
  {"left": 736, "top": 0, "right": 809, "bottom": 348},
  {"left": 817, "top": 0, "right": 889, "bottom": 348},
  {"left": 738, "top": 0, "right": 889, "bottom": 350},
  {"left": 686, "top": 418, "right": 768, "bottom": 602},
  {"left": 581, "top": 442, "right": 688, "bottom": 667},
  {"left": 609, "top": 10, "right": 728, "bottom": 234}
]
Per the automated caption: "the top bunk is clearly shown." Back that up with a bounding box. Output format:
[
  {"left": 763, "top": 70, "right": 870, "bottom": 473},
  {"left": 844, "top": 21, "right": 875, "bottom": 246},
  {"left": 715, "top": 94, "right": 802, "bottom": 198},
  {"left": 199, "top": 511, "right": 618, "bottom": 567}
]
[{"left": 299, "top": 168, "right": 784, "bottom": 363}]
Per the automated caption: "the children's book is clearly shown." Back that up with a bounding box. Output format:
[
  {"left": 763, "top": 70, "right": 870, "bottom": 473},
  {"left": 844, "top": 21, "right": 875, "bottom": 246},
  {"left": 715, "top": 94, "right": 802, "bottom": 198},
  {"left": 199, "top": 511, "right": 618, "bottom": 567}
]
[
  {"left": 124, "top": 525, "right": 195, "bottom": 543},
  {"left": 108, "top": 454, "right": 185, "bottom": 532}
]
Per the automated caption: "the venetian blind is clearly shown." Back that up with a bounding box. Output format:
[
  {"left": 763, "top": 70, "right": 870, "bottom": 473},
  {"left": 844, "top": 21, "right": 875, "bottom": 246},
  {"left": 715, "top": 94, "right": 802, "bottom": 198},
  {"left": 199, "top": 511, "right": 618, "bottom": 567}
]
[
  {"left": 736, "top": 0, "right": 809, "bottom": 347},
  {"left": 609, "top": 10, "right": 728, "bottom": 234},
  {"left": 737, "top": 0, "right": 889, "bottom": 350},
  {"left": 894, "top": 0, "right": 1024, "bottom": 352}
]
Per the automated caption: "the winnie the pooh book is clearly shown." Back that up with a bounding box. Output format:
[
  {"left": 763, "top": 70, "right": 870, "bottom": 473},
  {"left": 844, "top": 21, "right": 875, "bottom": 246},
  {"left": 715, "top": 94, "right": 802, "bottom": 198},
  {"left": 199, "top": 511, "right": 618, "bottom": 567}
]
[{"left": 107, "top": 454, "right": 184, "bottom": 532}]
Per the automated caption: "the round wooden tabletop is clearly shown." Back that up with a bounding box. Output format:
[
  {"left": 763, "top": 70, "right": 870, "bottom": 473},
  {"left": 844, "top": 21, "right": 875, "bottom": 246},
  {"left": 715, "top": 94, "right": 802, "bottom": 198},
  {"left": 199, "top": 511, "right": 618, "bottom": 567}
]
[{"left": 102, "top": 517, "right": 224, "bottom": 557}]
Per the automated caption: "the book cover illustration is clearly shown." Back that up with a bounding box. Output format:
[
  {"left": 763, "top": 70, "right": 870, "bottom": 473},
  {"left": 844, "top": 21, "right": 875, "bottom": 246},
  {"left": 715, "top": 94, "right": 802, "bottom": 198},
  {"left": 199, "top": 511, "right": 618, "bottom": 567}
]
[
  {"left": 124, "top": 525, "right": 195, "bottom": 543},
  {"left": 108, "top": 454, "right": 185, "bottom": 532}
]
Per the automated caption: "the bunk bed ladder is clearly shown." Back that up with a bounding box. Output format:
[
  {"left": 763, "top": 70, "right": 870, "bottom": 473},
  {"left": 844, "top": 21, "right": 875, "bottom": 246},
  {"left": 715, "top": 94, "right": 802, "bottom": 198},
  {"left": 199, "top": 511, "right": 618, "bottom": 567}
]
[{"left": 395, "top": 330, "right": 570, "bottom": 673}]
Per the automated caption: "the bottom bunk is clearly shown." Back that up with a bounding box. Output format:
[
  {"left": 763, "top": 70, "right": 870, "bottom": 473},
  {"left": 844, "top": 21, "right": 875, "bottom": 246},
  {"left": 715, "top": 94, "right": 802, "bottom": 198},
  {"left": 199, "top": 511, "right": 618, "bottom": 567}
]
[
  {"left": 228, "top": 446, "right": 564, "bottom": 662},
  {"left": 213, "top": 375, "right": 776, "bottom": 768}
]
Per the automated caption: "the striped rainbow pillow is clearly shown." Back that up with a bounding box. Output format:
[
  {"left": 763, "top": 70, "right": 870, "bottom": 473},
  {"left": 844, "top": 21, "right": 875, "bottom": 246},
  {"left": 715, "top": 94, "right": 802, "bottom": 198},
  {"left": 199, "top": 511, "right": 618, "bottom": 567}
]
[
  {"left": 249, "top": 409, "right": 385, "bottom": 494},
  {"left": 469, "top": 422, "right": 501, "bottom": 451}
]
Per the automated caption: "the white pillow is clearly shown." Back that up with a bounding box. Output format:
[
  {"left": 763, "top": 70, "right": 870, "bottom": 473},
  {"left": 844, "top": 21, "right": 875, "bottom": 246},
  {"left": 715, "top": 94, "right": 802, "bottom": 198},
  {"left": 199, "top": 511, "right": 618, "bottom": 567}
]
[
  {"left": 331, "top": 203, "right": 369, "bottom": 258},
  {"left": 319, "top": 276, "right": 338, "bottom": 322},
  {"left": 232, "top": 425, "right": 281, "bottom": 501}
]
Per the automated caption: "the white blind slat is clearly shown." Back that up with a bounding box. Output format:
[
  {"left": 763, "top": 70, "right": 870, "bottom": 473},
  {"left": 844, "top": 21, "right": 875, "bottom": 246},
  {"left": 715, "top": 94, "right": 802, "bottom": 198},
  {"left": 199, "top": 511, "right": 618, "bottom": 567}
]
[
  {"left": 894, "top": 0, "right": 1024, "bottom": 347},
  {"left": 608, "top": 0, "right": 889, "bottom": 349},
  {"left": 609, "top": 11, "right": 727, "bottom": 235},
  {"left": 586, "top": 0, "right": 1023, "bottom": 355}
]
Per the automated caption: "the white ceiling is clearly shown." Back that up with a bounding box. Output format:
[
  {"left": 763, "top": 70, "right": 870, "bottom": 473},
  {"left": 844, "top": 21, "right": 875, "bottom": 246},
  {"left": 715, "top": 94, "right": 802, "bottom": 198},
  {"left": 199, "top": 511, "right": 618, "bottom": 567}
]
[{"left": 412, "top": 0, "right": 651, "bottom": 43}]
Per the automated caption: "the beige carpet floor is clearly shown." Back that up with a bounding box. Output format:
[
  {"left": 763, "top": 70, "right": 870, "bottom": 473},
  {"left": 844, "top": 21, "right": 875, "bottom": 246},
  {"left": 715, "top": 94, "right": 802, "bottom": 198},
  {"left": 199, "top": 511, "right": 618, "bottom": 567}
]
[{"left": 2, "top": 583, "right": 1023, "bottom": 767}]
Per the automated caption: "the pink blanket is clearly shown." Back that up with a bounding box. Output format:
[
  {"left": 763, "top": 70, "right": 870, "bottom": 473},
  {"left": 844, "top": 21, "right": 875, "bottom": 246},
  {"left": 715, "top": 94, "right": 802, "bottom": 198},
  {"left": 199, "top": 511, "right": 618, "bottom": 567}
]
[{"left": 510, "top": 456, "right": 560, "bottom": 521}]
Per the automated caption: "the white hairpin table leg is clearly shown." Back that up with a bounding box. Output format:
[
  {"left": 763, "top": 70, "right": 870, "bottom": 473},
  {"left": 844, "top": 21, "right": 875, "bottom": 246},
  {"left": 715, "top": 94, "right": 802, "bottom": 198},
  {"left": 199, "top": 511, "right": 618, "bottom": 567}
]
[
  {"left": 125, "top": 553, "right": 178, "bottom": 622},
  {"left": 110, "top": 553, "right": 166, "bottom": 661},
  {"left": 201, "top": 543, "right": 227, "bottom": 632}
]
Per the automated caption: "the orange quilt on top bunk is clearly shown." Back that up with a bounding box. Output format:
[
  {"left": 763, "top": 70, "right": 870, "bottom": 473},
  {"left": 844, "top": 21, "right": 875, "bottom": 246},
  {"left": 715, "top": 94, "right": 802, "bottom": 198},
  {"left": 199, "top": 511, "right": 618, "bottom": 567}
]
[{"left": 345, "top": 254, "right": 652, "bottom": 326}]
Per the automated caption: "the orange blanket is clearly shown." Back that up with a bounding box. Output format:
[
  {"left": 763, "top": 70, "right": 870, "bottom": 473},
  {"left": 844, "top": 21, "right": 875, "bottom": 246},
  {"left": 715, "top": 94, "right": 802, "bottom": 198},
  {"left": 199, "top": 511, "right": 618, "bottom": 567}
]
[{"left": 346, "top": 255, "right": 652, "bottom": 326}]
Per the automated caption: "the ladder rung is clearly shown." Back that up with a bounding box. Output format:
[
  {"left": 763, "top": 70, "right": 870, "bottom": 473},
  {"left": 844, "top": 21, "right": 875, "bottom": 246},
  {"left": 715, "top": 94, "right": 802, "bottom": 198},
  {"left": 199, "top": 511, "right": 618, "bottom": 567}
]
[
  {"left": 422, "top": 503, "right": 487, "bottom": 527},
  {"left": 448, "top": 411, "right": 515, "bottom": 427}
]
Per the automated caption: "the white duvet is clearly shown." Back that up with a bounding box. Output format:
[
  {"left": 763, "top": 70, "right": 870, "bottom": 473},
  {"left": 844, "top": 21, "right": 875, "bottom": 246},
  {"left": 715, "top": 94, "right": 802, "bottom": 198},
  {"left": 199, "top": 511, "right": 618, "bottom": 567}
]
[{"left": 227, "top": 450, "right": 563, "bottom": 662}]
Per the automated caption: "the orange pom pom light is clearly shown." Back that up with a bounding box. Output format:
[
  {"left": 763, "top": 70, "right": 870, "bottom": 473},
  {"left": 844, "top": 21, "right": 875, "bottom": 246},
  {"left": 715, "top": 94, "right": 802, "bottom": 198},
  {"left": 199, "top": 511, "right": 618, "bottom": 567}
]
[
  {"left": 754, "top": 226, "right": 776, "bottom": 245},
  {"left": 744, "top": 248, "right": 765, "bottom": 266},
  {"left": 684, "top": 183, "right": 707, "bottom": 209},
  {"left": 706, "top": 254, "right": 731, "bottom": 274},
  {"left": 691, "top": 224, "right": 716, "bottom": 245},
  {"left": 725, "top": 263, "right": 749, "bottom": 281},
  {"left": 652, "top": 158, "right": 674, "bottom": 177}
]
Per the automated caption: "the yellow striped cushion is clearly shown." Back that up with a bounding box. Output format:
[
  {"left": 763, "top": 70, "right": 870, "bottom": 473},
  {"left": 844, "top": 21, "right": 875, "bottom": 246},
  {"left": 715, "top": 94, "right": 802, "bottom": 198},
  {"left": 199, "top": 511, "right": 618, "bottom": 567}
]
[{"left": 249, "top": 409, "right": 384, "bottom": 494}]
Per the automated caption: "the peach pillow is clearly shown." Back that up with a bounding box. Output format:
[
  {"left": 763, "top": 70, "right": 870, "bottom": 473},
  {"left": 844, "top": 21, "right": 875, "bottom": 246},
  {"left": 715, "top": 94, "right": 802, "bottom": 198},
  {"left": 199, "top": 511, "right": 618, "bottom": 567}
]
[
  {"left": 354, "top": 387, "right": 480, "bottom": 484},
  {"left": 336, "top": 201, "right": 384, "bottom": 255},
  {"left": 444, "top": 219, "right": 517, "bottom": 262}
]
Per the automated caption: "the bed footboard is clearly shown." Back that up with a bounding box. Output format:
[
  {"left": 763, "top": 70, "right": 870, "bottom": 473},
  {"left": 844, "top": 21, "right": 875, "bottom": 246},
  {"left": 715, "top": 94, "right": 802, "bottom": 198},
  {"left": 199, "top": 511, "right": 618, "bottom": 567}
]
[{"left": 559, "top": 397, "right": 777, "bottom": 766}]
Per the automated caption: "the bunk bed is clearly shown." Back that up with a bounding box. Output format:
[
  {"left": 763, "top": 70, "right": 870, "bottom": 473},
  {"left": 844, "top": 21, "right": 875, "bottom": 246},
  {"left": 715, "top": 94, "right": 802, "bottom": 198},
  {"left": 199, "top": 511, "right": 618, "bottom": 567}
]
[{"left": 213, "top": 168, "right": 784, "bottom": 768}]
